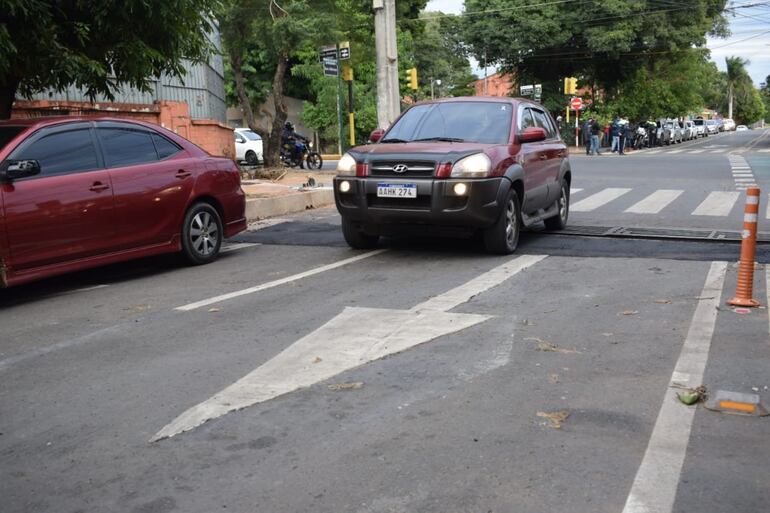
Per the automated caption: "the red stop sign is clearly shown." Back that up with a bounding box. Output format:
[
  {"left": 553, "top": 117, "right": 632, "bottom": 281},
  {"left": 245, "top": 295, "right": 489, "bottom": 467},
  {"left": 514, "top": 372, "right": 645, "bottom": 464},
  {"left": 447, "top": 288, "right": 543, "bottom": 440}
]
[{"left": 570, "top": 97, "right": 583, "bottom": 110}]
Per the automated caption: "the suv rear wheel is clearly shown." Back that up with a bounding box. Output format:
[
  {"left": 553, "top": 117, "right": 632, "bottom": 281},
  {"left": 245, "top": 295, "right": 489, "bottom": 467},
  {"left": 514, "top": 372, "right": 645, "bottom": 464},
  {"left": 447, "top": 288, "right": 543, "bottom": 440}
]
[
  {"left": 544, "top": 181, "right": 569, "bottom": 230},
  {"left": 483, "top": 189, "right": 520, "bottom": 254},
  {"left": 341, "top": 216, "right": 379, "bottom": 249}
]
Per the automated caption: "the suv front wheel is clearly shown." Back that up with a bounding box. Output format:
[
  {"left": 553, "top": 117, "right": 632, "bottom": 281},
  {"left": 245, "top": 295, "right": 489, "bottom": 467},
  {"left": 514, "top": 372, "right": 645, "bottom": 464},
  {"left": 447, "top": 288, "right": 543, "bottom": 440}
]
[
  {"left": 483, "top": 189, "right": 520, "bottom": 254},
  {"left": 341, "top": 216, "right": 379, "bottom": 249}
]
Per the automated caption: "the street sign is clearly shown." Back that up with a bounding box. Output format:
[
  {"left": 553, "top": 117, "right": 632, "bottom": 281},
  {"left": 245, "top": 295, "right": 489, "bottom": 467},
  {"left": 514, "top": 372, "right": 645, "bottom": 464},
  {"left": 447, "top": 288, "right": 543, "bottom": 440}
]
[
  {"left": 323, "top": 58, "right": 338, "bottom": 77},
  {"left": 570, "top": 97, "right": 583, "bottom": 110},
  {"left": 520, "top": 84, "right": 534, "bottom": 96},
  {"left": 318, "top": 44, "right": 337, "bottom": 63},
  {"left": 339, "top": 41, "right": 350, "bottom": 60}
]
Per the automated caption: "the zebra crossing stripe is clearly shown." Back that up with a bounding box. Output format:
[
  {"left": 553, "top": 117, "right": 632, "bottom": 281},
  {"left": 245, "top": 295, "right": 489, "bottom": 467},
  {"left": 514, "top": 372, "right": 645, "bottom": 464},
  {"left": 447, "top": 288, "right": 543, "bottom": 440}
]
[
  {"left": 668, "top": 150, "right": 684, "bottom": 154},
  {"left": 767, "top": 195, "right": 770, "bottom": 220},
  {"left": 709, "top": 149, "right": 724, "bottom": 153},
  {"left": 688, "top": 150, "right": 705, "bottom": 154},
  {"left": 570, "top": 188, "right": 583, "bottom": 195},
  {"left": 571, "top": 188, "right": 632, "bottom": 212},
  {"left": 691, "top": 191, "right": 740, "bottom": 216},
  {"left": 624, "top": 190, "right": 684, "bottom": 214}
]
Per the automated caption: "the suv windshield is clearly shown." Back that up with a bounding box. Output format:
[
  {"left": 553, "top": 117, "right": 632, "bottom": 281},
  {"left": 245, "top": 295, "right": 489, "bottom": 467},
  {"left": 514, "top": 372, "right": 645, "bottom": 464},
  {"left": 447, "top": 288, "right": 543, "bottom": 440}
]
[
  {"left": 382, "top": 102, "right": 512, "bottom": 145},
  {"left": 0, "top": 126, "right": 24, "bottom": 151}
]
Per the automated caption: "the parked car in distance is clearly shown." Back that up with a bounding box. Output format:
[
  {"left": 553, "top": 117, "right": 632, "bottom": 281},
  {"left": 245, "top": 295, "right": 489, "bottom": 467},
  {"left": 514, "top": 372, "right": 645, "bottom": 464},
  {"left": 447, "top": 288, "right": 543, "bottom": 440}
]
[
  {"left": 736, "top": 125, "right": 749, "bottom": 131},
  {"left": 692, "top": 118, "right": 707, "bottom": 137},
  {"left": 664, "top": 120, "right": 682, "bottom": 144},
  {"left": 681, "top": 120, "right": 696, "bottom": 141},
  {"left": 722, "top": 118, "right": 736, "bottom": 131},
  {"left": 234, "top": 128, "right": 263, "bottom": 165},
  {"left": 0, "top": 117, "right": 247, "bottom": 288},
  {"left": 334, "top": 97, "right": 571, "bottom": 254},
  {"left": 705, "top": 119, "right": 719, "bottom": 135}
]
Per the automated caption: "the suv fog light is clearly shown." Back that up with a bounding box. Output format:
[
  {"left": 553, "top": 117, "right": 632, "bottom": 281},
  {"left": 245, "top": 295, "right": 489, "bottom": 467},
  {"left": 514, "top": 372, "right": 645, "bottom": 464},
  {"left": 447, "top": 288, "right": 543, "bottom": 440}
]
[
  {"left": 339, "top": 180, "right": 351, "bottom": 193},
  {"left": 453, "top": 183, "right": 467, "bottom": 196}
]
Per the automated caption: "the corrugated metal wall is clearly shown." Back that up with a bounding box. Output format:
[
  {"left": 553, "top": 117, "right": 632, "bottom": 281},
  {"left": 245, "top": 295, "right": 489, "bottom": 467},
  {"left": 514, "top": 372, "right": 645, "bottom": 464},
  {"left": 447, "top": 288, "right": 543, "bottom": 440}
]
[{"left": 28, "top": 24, "right": 226, "bottom": 122}]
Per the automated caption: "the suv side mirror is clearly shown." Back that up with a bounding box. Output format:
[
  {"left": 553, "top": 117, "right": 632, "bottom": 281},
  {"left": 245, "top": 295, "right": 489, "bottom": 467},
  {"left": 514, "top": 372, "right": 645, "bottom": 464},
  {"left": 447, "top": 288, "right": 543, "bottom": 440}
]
[
  {"left": 518, "top": 127, "right": 547, "bottom": 143},
  {"left": 0, "top": 160, "right": 41, "bottom": 181},
  {"left": 369, "top": 129, "right": 385, "bottom": 143}
]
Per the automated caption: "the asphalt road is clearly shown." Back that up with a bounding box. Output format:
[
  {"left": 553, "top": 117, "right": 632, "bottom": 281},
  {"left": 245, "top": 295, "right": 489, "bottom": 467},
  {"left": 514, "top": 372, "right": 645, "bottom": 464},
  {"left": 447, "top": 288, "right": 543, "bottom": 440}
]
[{"left": 1, "top": 129, "right": 769, "bottom": 513}]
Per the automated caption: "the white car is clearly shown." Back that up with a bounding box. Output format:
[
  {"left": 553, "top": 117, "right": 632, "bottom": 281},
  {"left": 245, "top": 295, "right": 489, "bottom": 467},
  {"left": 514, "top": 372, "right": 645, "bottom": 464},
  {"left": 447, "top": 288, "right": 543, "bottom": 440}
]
[
  {"left": 234, "top": 128, "right": 263, "bottom": 165},
  {"left": 705, "top": 119, "right": 719, "bottom": 135},
  {"left": 736, "top": 125, "right": 749, "bottom": 131},
  {"left": 692, "top": 119, "right": 707, "bottom": 137},
  {"left": 722, "top": 118, "right": 736, "bottom": 131}
]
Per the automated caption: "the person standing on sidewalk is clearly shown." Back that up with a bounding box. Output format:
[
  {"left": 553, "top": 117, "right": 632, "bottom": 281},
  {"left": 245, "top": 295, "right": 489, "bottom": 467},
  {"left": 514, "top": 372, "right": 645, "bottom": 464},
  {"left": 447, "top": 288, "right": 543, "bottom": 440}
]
[
  {"left": 610, "top": 117, "right": 620, "bottom": 153},
  {"left": 618, "top": 121, "right": 627, "bottom": 155},
  {"left": 590, "top": 119, "right": 603, "bottom": 155},
  {"left": 583, "top": 118, "right": 593, "bottom": 155}
]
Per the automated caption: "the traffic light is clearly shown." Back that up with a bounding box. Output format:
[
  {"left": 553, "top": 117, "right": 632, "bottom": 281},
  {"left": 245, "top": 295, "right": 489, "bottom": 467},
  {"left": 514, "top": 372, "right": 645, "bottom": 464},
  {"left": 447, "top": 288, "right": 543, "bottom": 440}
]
[
  {"left": 563, "top": 77, "right": 578, "bottom": 95},
  {"left": 406, "top": 67, "right": 418, "bottom": 90}
]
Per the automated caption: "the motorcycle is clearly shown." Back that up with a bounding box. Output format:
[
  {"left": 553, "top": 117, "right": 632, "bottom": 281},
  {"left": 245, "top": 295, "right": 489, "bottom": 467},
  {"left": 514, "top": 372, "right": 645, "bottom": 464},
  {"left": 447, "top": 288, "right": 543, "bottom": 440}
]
[
  {"left": 633, "top": 126, "right": 648, "bottom": 150},
  {"left": 280, "top": 136, "right": 323, "bottom": 170}
]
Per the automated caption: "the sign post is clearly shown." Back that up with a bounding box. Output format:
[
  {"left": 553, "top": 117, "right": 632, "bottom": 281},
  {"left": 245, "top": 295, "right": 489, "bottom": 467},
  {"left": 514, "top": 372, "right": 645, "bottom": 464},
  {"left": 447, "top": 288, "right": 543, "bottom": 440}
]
[{"left": 570, "top": 98, "right": 583, "bottom": 148}]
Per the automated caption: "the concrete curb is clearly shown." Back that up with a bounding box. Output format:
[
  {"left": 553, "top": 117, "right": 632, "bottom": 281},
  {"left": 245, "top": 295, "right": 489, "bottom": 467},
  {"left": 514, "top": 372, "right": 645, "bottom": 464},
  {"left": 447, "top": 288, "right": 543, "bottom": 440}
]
[{"left": 245, "top": 189, "right": 334, "bottom": 221}]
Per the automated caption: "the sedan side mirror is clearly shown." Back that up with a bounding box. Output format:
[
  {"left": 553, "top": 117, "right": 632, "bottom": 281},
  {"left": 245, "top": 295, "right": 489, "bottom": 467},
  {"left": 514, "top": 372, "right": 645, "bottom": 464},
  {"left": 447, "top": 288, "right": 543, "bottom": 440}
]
[
  {"left": 368, "top": 128, "right": 385, "bottom": 143},
  {"left": 518, "top": 127, "right": 547, "bottom": 143},
  {"left": 0, "top": 160, "right": 41, "bottom": 181}
]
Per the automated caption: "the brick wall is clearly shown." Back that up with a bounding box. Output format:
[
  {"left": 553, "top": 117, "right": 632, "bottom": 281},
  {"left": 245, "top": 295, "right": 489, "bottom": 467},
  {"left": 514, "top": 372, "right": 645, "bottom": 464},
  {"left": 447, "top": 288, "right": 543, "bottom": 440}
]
[{"left": 11, "top": 99, "right": 234, "bottom": 158}]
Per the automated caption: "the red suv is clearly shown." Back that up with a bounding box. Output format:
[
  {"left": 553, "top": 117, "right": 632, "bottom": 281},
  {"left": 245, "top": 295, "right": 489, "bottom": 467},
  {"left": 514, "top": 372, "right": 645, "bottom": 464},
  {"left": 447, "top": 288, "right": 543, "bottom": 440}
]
[
  {"left": 0, "top": 117, "right": 247, "bottom": 287},
  {"left": 334, "top": 97, "right": 571, "bottom": 253}
]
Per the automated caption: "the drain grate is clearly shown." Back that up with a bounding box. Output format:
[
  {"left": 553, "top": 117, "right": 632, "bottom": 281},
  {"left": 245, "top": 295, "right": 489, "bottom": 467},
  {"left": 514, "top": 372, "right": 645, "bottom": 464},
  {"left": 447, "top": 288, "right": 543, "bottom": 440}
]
[{"left": 549, "top": 225, "right": 770, "bottom": 243}]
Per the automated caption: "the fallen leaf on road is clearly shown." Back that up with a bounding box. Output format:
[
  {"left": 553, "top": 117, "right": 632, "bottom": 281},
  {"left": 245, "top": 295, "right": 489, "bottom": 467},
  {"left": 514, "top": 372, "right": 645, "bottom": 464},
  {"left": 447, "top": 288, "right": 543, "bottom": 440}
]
[
  {"left": 312, "top": 356, "right": 322, "bottom": 364},
  {"left": 548, "top": 373, "right": 560, "bottom": 384},
  {"left": 522, "top": 318, "right": 536, "bottom": 326},
  {"left": 527, "top": 337, "right": 580, "bottom": 354},
  {"left": 620, "top": 310, "right": 639, "bottom": 316},
  {"left": 124, "top": 304, "right": 150, "bottom": 313},
  {"left": 208, "top": 307, "right": 221, "bottom": 313},
  {"left": 676, "top": 385, "right": 707, "bottom": 405},
  {"left": 537, "top": 410, "right": 570, "bottom": 429},
  {"left": 327, "top": 382, "right": 364, "bottom": 391},
  {"left": 602, "top": 332, "right": 613, "bottom": 337},
  {"left": 654, "top": 299, "right": 672, "bottom": 304}
]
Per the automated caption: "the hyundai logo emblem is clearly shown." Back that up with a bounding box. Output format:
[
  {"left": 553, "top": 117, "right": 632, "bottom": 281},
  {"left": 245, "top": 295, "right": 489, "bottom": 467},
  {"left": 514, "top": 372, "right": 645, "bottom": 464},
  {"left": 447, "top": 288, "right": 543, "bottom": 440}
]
[{"left": 392, "top": 164, "right": 409, "bottom": 174}]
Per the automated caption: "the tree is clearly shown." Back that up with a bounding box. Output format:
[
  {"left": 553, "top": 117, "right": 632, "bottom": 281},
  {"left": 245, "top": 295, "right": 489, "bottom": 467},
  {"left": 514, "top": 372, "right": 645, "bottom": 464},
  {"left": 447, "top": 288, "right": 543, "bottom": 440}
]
[
  {"left": 725, "top": 56, "right": 749, "bottom": 119},
  {"left": 460, "top": 0, "right": 728, "bottom": 98},
  {"left": 761, "top": 76, "right": 770, "bottom": 123},
  {"left": 0, "top": 0, "right": 219, "bottom": 119}
]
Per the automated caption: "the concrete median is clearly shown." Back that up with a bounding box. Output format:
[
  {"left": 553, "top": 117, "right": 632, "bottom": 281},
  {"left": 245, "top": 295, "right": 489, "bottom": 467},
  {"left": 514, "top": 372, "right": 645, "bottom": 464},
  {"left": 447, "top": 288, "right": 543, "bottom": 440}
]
[{"left": 245, "top": 188, "right": 334, "bottom": 221}]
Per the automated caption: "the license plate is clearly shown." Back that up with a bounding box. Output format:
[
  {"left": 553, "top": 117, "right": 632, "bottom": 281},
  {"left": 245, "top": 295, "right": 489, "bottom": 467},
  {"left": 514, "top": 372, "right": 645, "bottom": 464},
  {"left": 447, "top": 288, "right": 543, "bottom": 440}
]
[{"left": 376, "top": 183, "right": 417, "bottom": 198}]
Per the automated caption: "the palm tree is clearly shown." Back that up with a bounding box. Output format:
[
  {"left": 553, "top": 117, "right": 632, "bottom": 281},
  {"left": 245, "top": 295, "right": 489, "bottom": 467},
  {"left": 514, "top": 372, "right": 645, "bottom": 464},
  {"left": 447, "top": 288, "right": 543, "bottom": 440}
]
[{"left": 725, "top": 56, "right": 750, "bottom": 119}]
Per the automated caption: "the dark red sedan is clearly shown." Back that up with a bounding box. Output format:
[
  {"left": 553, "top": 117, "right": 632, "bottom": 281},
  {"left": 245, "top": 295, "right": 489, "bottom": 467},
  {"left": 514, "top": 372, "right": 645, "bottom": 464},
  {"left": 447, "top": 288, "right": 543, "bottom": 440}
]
[{"left": 0, "top": 117, "right": 247, "bottom": 287}]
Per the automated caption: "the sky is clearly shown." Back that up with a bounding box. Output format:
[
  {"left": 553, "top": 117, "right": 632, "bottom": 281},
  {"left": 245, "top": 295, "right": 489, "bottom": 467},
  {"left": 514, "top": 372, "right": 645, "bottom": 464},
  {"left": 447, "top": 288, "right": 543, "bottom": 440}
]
[{"left": 425, "top": 0, "right": 770, "bottom": 86}]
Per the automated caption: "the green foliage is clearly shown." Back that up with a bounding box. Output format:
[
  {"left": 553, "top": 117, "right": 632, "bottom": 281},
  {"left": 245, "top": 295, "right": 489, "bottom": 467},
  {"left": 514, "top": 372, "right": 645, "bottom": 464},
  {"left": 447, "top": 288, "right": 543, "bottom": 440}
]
[
  {"left": 0, "top": 0, "right": 220, "bottom": 117},
  {"left": 724, "top": 56, "right": 765, "bottom": 124},
  {"left": 461, "top": 0, "right": 728, "bottom": 97}
]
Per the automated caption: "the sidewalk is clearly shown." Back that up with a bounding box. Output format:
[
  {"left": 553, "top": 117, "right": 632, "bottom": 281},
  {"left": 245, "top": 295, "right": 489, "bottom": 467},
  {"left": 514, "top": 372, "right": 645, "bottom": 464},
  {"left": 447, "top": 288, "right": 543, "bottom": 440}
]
[{"left": 241, "top": 170, "right": 337, "bottom": 221}]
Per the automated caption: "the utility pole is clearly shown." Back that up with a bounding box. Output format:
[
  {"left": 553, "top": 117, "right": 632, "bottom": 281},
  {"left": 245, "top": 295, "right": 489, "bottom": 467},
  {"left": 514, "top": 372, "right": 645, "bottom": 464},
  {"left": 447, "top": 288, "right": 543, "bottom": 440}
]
[{"left": 373, "top": 0, "right": 400, "bottom": 128}]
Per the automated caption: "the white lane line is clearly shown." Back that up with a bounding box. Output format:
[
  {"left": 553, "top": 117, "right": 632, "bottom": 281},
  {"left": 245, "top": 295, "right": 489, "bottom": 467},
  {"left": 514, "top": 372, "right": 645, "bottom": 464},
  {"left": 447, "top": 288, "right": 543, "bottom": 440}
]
[
  {"left": 668, "top": 149, "right": 684, "bottom": 154},
  {"left": 647, "top": 150, "right": 662, "bottom": 154},
  {"left": 175, "top": 250, "right": 388, "bottom": 311},
  {"left": 691, "top": 191, "right": 740, "bottom": 216},
  {"left": 622, "top": 261, "right": 727, "bottom": 513},
  {"left": 688, "top": 149, "right": 705, "bottom": 154},
  {"left": 220, "top": 242, "right": 261, "bottom": 253},
  {"left": 766, "top": 195, "right": 770, "bottom": 219},
  {"left": 570, "top": 188, "right": 583, "bottom": 195},
  {"left": 759, "top": 149, "right": 770, "bottom": 153},
  {"left": 571, "top": 188, "right": 632, "bottom": 212},
  {"left": 710, "top": 149, "right": 725, "bottom": 153},
  {"left": 153, "top": 254, "right": 549, "bottom": 441},
  {"left": 624, "top": 190, "right": 683, "bottom": 214}
]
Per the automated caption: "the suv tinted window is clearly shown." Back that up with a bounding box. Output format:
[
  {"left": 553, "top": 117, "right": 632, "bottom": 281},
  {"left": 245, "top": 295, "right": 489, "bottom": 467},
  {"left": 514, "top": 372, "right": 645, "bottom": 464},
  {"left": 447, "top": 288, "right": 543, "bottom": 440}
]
[
  {"left": 152, "top": 133, "right": 182, "bottom": 160},
  {"left": 13, "top": 128, "right": 99, "bottom": 176},
  {"left": 98, "top": 128, "right": 158, "bottom": 168},
  {"left": 531, "top": 108, "right": 555, "bottom": 138},
  {"left": 518, "top": 108, "right": 535, "bottom": 130}
]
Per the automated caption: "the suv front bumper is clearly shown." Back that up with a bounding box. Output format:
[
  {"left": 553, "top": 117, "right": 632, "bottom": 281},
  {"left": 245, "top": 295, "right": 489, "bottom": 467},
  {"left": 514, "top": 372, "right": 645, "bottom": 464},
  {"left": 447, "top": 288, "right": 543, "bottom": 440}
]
[{"left": 334, "top": 176, "right": 508, "bottom": 232}]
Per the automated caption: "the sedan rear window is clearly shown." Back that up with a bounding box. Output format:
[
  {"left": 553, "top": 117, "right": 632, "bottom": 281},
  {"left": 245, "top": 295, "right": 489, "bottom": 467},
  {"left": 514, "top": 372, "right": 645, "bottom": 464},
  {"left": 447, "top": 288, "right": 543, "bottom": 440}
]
[
  {"left": 0, "top": 126, "right": 24, "bottom": 151},
  {"left": 383, "top": 102, "right": 512, "bottom": 145}
]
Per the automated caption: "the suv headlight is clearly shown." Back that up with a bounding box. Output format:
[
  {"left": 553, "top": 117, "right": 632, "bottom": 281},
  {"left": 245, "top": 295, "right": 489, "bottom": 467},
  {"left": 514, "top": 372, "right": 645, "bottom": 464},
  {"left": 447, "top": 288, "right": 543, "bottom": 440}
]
[
  {"left": 450, "top": 153, "right": 492, "bottom": 178},
  {"left": 336, "top": 153, "right": 356, "bottom": 175}
]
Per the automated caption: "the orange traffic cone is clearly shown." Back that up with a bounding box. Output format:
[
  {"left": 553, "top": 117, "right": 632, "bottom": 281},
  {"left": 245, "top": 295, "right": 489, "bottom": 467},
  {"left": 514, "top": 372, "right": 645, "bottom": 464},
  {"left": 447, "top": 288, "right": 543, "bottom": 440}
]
[{"left": 728, "top": 187, "right": 760, "bottom": 307}]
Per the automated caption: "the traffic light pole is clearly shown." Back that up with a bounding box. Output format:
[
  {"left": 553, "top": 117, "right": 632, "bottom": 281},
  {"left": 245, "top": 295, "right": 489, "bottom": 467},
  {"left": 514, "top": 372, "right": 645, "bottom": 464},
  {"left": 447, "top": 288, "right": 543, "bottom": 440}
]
[{"left": 336, "top": 42, "right": 344, "bottom": 154}]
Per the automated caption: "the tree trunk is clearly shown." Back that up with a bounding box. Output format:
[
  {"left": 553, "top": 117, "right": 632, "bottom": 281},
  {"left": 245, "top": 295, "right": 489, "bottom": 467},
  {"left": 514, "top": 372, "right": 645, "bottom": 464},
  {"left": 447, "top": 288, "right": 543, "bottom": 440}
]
[
  {"left": 0, "top": 78, "right": 19, "bottom": 120},
  {"left": 264, "top": 53, "right": 289, "bottom": 168},
  {"left": 728, "top": 84, "right": 733, "bottom": 119}
]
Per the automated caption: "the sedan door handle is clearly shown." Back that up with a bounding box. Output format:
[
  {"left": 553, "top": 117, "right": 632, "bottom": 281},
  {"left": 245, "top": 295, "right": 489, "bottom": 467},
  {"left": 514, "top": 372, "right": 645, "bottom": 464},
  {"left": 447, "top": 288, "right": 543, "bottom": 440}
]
[
  {"left": 89, "top": 182, "right": 110, "bottom": 192},
  {"left": 175, "top": 170, "right": 192, "bottom": 179}
]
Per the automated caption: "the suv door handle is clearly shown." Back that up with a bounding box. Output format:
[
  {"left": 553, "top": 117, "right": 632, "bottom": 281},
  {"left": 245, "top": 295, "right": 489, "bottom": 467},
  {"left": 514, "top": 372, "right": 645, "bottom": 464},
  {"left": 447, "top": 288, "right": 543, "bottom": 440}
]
[
  {"left": 89, "top": 182, "right": 109, "bottom": 192},
  {"left": 175, "top": 170, "right": 192, "bottom": 179}
]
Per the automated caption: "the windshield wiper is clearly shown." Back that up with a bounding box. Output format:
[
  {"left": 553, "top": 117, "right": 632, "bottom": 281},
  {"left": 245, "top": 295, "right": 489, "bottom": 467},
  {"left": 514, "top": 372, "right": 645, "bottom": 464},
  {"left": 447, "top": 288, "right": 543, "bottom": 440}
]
[
  {"left": 380, "top": 138, "right": 408, "bottom": 143},
  {"left": 412, "top": 137, "right": 465, "bottom": 143}
]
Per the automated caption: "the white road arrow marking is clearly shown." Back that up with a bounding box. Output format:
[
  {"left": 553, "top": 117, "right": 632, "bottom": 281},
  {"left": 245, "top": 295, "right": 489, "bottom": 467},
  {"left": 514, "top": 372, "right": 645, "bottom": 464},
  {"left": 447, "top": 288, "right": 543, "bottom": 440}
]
[{"left": 151, "top": 254, "right": 548, "bottom": 441}]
